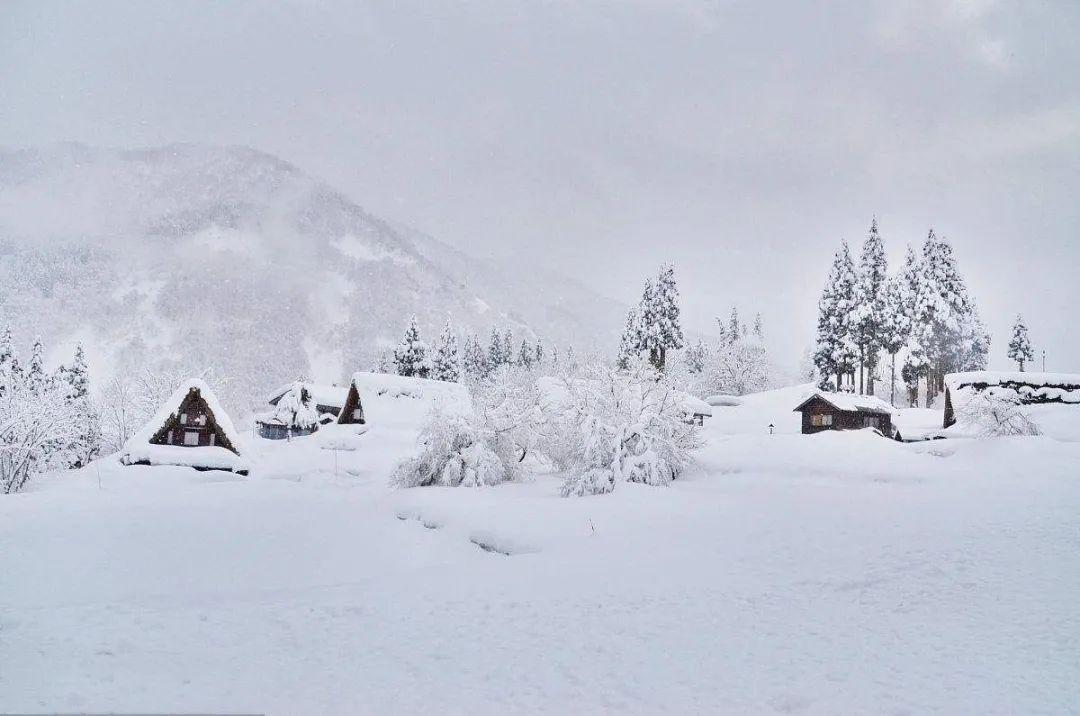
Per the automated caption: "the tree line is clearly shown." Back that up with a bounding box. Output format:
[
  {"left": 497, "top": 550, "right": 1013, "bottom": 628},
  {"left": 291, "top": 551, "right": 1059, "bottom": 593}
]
[{"left": 813, "top": 220, "right": 990, "bottom": 407}]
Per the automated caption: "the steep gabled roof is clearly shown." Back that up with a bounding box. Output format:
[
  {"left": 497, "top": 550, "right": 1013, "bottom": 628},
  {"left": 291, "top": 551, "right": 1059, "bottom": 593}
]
[
  {"left": 793, "top": 391, "right": 893, "bottom": 414},
  {"left": 125, "top": 378, "right": 243, "bottom": 454},
  {"left": 267, "top": 381, "right": 348, "bottom": 409}
]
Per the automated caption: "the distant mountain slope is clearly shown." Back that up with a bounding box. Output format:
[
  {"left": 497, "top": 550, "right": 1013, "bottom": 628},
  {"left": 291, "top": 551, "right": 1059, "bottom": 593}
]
[{"left": 0, "top": 143, "right": 623, "bottom": 412}]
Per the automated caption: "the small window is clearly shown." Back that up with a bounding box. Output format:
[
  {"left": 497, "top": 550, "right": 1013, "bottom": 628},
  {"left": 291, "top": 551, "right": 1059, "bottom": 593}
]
[
  {"left": 812, "top": 413, "right": 833, "bottom": 427},
  {"left": 183, "top": 431, "right": 200, "bottom": 446},
  {"left": 180, "top": 413, "right": 188, "bottom": 425},
  {"left": 196, "top": 414, "right": 207, "bottom": 426},
  {"left": 353, "top": 408, "right": 363, "bottom": 419},
  {"left": 167, "top": 430, "right": 174, "bottom": 445},
  {"left": 823, "top": 414, "right": 833, "bottom": 426},
  {"left": 209, "top": 432, "right": 215, "bottom": 446}
]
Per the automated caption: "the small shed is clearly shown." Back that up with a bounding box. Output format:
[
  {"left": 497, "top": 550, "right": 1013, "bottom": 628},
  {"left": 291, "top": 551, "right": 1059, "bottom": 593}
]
[
  {"left": 793, "top": 392, "right": 895, "bottom": 437},
  {"left": 120, "top": 378, "right": 248, "bottom": 474},
  {"left": 943, "top": 371, "right": 1080, "bottom": 428},
  {"left": 680, "top": 395, "right": 714, "bottom": 426}
]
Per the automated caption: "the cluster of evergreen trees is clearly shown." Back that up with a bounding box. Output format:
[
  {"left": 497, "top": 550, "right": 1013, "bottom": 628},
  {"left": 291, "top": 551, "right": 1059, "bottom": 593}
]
[
  {"left": 388, "top": 315, "right": 560, "bottom": 383},
  {"left": 617, "top": 263, "right": 685, "bottom": 370},
  {"left": 814, "top": 220, "right": 989, "bottom": 406},
  {"left": 0, "top": 329, "right": 101, "bottom": 492}
]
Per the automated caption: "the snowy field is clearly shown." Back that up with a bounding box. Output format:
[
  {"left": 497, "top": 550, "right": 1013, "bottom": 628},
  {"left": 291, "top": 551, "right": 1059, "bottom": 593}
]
[{"left": 2, "top": 386, "right": 1079, "bottom": 714}]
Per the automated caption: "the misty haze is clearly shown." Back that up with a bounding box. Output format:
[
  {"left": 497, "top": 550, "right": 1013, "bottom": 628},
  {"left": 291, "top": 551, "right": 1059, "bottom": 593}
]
[{"left": 2, "top": 2, "right": 1078, "bottom": 714}]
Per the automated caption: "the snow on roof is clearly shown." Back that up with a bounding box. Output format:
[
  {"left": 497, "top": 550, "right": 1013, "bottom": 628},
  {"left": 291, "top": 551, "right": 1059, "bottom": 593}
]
[
  {"left": 268, "top": 382, "right": 348, "bottom": 408},
  {"left": 349, "top": 371, "right": 469, "bottom": 406},
  {"left": 705, "top": 394, "right": 743, "bottom": 407},
  {"left": 681, "top": 395, "right": 713, "bottom": 416},
  {"left": 944, "top": 371, "right": 1080, "bottom": 391},
  {"left": 123, "top": 378, "right": 243, "bottom": 455},
  {"left": 794, "top": 391, "right": 894, "bottom": 414}
]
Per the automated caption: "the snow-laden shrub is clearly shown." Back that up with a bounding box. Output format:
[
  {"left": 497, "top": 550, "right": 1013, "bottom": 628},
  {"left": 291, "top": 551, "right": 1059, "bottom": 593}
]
[
  {"left": 546, "top": 358, "right": 702, "bottom": 497},
  {"left": 955, "top": 387, "right": 1041, "bottom": 438},
  {"left": 391, "top": 366, "right": 544, "bottom": 488},
  {"left": 1, "top": 372, "right": 81, "bottom": 493}
]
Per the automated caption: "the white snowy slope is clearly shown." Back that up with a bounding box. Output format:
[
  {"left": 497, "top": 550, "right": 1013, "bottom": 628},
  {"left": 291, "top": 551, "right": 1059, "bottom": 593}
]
[
  {"left": 0, "top": 143, "right": 623, "bottom": 412},
  {"left": 1, "top": 384, "right": 1078, "bottom": 714}
]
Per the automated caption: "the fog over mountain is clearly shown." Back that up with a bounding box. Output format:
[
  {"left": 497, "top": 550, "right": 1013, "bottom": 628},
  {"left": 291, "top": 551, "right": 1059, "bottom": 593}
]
[{"left": 0, "top": 143, "right": 624, "bottom": 411}]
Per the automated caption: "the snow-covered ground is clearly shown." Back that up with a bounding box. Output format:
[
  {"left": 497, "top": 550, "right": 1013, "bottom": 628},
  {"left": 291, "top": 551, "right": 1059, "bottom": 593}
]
[{"left": 2, "top": 385, "right": 1078, "bottom": 714}]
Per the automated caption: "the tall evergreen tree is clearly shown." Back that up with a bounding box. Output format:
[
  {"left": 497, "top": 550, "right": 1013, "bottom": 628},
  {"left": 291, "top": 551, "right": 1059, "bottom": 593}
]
[
  {"left": 813, "top": 240, "right": 858, "bottom": 391},
  {"left": 914, "top": 230, "right": 973, "bottom": 406},
  {"left": 62, "top": 342, "right": 101, "bottom": 467},
  {"left": 462, "top": 331, "right": 488, "bottom": 380},
  {"left": 852, "top": 218, "right": 888, "bottom": 395},
  {"left": 649, "top": 263, "right": 685, "bottom": 369},
  {"left": 753, "top": 312, "right": 764, "bottom": 339},
  {"left": 27, "top": 337, "right": 47, "bottom": 393},
  {"left": 487, "top": 326, "right": 505, "bottom": 369},
  {"left": 393, "top": 315, "right": 428, "bottom": 378},
  {"left": 534, "top": 339, "right": 544, "bottom": 366},
  {"left": 616, "top": 307, "right": 641, "bottom": 370},
  {"left": 518, "top": 338, "right": 534, "bottom": 369},
  {"left": 502, "top": 329, "right": 515, "bottom": 367},
  {"left": 1007, "top": 314, "right": 1034, "bottom": 372},
  {"left": 727, "top": 307, "right": 741, "bottom": 342},
  {"left": 879, "top": 274, "right": 911, "bottom": 406},
  {"left": 0, "top": 327, "right": 18, "bottom": 393},
  {"left": 431, "top": 318, "right": 461, "bottom": 382}
]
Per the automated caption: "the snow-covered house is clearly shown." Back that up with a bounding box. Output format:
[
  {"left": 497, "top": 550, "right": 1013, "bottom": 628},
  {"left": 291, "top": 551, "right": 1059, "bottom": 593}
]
[
  {"left": 943, "top": 371, "right": 1080, "bottom": 428},
  {"left": 120, "top": 378, "right": 248, "bottom": 475},
  {"left": 267, "top": 382, "right": 347, "bottom": 421},
  {"left": 793, "top": 392, "right": 895, "bottom": 437},
  {"left": 258, "top": 382, "right": 347, "bottom": 439},
  {"left": 336, "top": 371, "right": 471, "bottom": 426}
]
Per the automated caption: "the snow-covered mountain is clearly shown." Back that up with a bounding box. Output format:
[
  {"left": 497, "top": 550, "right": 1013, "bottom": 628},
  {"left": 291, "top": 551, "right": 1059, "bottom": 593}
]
[{"left": 0, "top": 143, "right": 624, "bottom": 412}]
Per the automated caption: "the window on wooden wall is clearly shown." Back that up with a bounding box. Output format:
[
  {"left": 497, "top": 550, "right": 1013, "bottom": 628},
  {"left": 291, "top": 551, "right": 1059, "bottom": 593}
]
[
  {"left": 183, "top": 431, "right": 200, "bottom": 446},
  {"left": 811, "top": 413, "right": 833, "bottom": 427}
]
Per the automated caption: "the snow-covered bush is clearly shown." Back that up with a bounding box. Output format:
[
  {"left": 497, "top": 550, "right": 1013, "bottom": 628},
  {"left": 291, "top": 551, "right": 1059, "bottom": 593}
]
[
  {"left": 391, "top": 366, "right": 544, "bottom": 488},
  {"left": 954, "top": 388, "right": 1041, "bottom": 438},
  {"left": 1, "top": 371, "right": 81, "bottom": 493},
  {"left": 546, "top": 358, "right": 702, "bottom": 497}
]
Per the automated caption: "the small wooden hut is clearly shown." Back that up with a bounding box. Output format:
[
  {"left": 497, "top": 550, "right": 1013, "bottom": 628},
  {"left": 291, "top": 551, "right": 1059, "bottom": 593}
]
[
  {"left": 120, "top": 378, "right": 247, "bottom": 474},
  {"left": 793, "top": 392, "right": 895, "bottom": 437}
]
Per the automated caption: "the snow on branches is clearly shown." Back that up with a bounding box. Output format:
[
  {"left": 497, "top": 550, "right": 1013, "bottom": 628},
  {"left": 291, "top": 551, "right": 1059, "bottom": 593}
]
[{"left": 549, "top": 358, "right": 701, "bottom": 497}]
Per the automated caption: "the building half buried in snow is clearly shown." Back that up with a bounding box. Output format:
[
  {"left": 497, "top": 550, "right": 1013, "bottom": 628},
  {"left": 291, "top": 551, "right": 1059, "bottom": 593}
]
[
  {"left": 793, "top": 392, "right": 895, "bottom": 438},
  {"left": 120, "top": 378, "right": 248, "bottom": 475},
  {"left": 943, "top": 371, "right": 1080, "bottom": 428}
]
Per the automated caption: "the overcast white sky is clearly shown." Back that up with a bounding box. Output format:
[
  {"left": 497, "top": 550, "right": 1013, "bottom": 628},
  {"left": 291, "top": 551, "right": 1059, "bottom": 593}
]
[{"left": 2, "top": 0, "right": 1078, "bottom": 369}]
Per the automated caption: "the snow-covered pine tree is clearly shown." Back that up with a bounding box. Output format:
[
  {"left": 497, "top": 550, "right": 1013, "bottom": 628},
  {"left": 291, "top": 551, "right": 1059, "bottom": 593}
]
[
  {"left": 431, "top": 318, "right": 461, "bottom": 382},
  {"left": 27, "top": 337, "right": 47, "bottom": 393},
  {"left": 0, "top": 327, "right": 18, "bottom": 395},
  {"left": 616, "top": 307, "right": 641, "bottom": 370},
  {"left": 753, "top": 312, "right": 764, "bottom": 339},
  {"left": 1007, "top": 314, "right": 1034, "bottom": 372},
  {"left": 518, "top": 338, "right": 534, "bottom": 370},
  {"left": 851, "top": 218, "right": 888, "bottom": 395},
  {"left": 913, "top": 230, "right": 975, "bottom": 406},
  {"left": 649, "top": 263, "right": 685, "bottom": 370},
  {"left": 636, "top": 278, "right": 660, "bottom": 368},
  {"left": 63, "top": 342, "right": 101, "bottom": 467},
  {"left": 727, "top": 307, "right": 741, "bottom": 344},
  {"left": 813, "top": 241, "right": 858, "bottom": 391},
  {"left": 534, "top": 339, "right": 544, "bottom": 366},
  {"left": 461, "top": 331, "right": 488, "bottom": 380},
  {"left": 686, "top": 338, "right": 709, "bottom": 374},
  {"left": 487, "top": 326, "right": 505, "bottom": 369},
  {"left": 393, "top": 315, "right": 429, "bottom": 378},
  {"left": 502, "top": 329, "right": 515, "bottom": 367},
  {"left": 879, "top": 274, "right": 911, "bottom": 406}
]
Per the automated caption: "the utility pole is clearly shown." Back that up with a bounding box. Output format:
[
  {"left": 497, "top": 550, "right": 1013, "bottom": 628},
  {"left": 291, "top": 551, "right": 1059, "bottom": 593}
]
[{"left": 1042, "top": 349, "right": 1046, "bottom": 372}]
